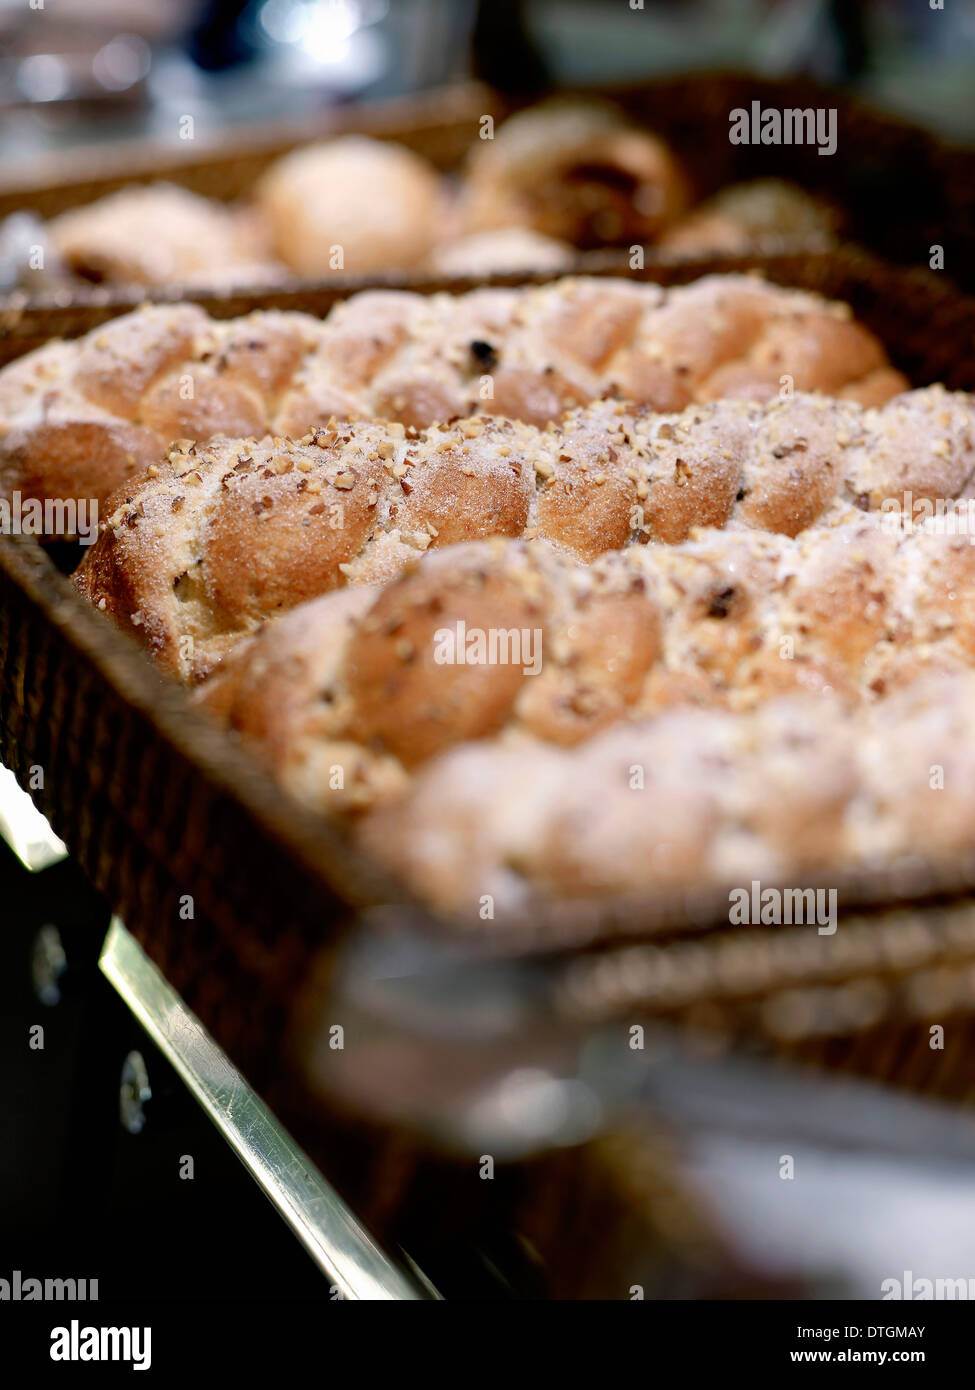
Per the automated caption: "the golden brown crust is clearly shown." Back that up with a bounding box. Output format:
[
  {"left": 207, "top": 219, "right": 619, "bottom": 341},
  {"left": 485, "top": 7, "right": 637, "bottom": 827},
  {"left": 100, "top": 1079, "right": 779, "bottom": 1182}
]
[
  {"left": 0, "top": 419, "right": 163, "bottom": 523},
  {"left": 72, "top": 385, "right": 975, "bottom": 679},
  {"left": 187, "top": 495, "right": 975, "bottom": 846},
  {"left": 190, "top": 537, "right": 661, "bottom": 803},
  {"left": 343, "top": 548, "right": 550, "bottom": 766},
  {"left": 192, "top": 585, "right": 409, "bottom": 814},
  {"left": 73, "top": 304, "right": 211, "bottom": 417},
  {"left": 0, "top": 275, "right": 908, "bottom": 539},
  {"left": 193, "top": 519, "right": 975, "bottom": 920}
]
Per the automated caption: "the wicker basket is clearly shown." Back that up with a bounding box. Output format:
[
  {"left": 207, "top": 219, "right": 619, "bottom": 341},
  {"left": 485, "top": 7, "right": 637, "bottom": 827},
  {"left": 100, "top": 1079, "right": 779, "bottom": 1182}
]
[
  {"left": 4, "top": 247, "right": 975, "bottom": 958},
  {"left": 4, "top": 251, "right": 975, "bottom": 1297},
  {"left": 3, "top": 69, "right": 973, "bottom": 311}
]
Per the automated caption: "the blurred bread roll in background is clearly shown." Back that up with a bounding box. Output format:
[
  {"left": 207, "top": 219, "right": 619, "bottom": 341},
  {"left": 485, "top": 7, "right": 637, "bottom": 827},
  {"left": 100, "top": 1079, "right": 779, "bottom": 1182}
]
[
  {"left": 659, "top": 179, "right": 841, "bottom": 257},
  {"left": 256, "top": 135, "right": 446, "bottom": 275},
  {"left": 426, "top": 226, "right": 575, "bottom": 277},
  {"left": 50, "top": 182, "right": 279, "bottom": 287},
  {"left": 460, "top": 99, "right": 689, "bottom": 247}
]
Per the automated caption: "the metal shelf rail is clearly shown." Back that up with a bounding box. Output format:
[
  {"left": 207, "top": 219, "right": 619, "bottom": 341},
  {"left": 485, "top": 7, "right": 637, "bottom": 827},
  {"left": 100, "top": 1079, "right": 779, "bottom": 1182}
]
[{"left": 0, "top": 763, "right": 436, "bottom": 1302}]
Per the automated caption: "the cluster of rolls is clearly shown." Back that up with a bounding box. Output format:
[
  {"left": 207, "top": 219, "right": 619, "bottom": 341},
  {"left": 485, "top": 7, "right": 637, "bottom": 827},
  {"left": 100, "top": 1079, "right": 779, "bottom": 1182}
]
[
  {"left": 65, "top": 373, "right": 975, "bottom": 922},
  {"left": 4, "top": 268, "right": 970, "bottom": 924},
  {"left": 184, "top": 512, "right": 975, "bottom": 799},
  {"left": 13, "top": 101, "right": 839, "bottom": 292},
  {"left": 71, "top": 383, "right": 975, "bottom": 682},
  {"left": 356, "top": 666, "right": 975, "bottom": 922},
  {"left": 0, "top": 273, "right": 906, "bottom": 542},
  {"left": 185, "top": 517, "right": 975, "bottom": 921}
]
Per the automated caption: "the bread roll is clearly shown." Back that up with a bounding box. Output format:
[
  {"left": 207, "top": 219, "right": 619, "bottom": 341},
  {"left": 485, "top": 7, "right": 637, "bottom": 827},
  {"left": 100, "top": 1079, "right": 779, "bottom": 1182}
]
[
  {"left": 72, "top": 386, "right": 975, "bottom": 679},
  {"left": 50, "top": 183, "right": 280, "bottom": 288},
  {"left": 660, "top": 180, "right": 840, "bottom": 257},
  {"left": 179, "top": 518, "right": 975, "bottom": 919},
  {"left": 0, "top": 274, "right": 908, "bottom": 538},
  {"left": 427, "top": 227, "right": 576, "bottom": 277},
  {"left": 255, "top": 135, "right": 445, "bottom": 275},
  {"left": 187, "top": 501, "right": 975, "bottom": 793},
  {"left": 461, "top": 100, "right": 689, "bottom": 247}
]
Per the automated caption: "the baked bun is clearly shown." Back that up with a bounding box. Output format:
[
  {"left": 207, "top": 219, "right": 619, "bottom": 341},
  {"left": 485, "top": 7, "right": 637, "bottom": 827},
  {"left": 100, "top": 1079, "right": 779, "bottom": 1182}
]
[
  {"left": 191, "top": 507, "right": 975, "bottom": 799},
  {"left": 255, "top": 136, "right": 445, "bottom": 275},
  {"left": 50, "top": 183, "right": 280, "bottom": 288},
  {"left": 460, "top": 100, "right": 689, "bottom": 247},
  {"left": 0, "top": 275, "right": 908, "bottom": 538},
  {"left": 659, "top": 179, "right": 841, "bottom": 257},
  {"left": 358, "top": 669, "right": 975, "bottom": 922},
  {"left": 185, "top": 523, "right": 975, "bottom": 918},
  {"left": 427, "top": 227, "right": 576, "bottom": 278},
  {"left": 72, "top": 386, "right": 975, "bottom": 678}
]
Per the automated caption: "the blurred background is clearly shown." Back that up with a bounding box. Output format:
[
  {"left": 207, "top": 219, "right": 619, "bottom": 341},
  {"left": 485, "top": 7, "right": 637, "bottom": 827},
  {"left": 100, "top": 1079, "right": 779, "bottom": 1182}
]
[{"left": 1, "top": 0, "right": 974, "bottom": 168}]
